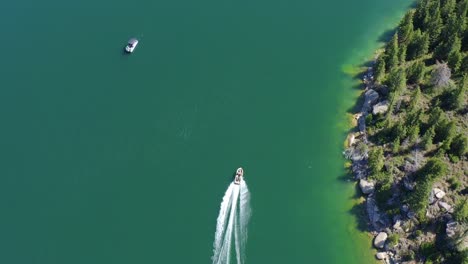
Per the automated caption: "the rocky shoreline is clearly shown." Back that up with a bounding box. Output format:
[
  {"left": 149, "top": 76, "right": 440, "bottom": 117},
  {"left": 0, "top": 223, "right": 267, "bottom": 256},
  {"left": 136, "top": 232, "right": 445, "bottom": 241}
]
[{"left": 344, "top": 64, "right": 467, "bottom": 264}]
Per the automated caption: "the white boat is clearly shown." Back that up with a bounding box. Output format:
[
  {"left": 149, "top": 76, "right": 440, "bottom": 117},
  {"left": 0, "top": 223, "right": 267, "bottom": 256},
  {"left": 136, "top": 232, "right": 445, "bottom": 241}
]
[
  {"left": 125, "top": 38, "right": 138, "bottom": 53},
  {"left": 234, "top": 167, "right": 244, "bottom": 185}
]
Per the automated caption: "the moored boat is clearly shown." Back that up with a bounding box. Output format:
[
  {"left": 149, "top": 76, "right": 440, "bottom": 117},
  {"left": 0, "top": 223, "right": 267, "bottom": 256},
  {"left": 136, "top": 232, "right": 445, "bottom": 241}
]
[{"left": 125, "top": 38, "right": 138, "bottom": 53}]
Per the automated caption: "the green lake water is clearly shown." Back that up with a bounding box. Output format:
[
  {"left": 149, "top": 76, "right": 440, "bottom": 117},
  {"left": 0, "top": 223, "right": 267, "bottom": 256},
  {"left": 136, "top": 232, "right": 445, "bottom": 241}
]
[{"left": 0, "top": 0, "right": 411, "bottom": 263}]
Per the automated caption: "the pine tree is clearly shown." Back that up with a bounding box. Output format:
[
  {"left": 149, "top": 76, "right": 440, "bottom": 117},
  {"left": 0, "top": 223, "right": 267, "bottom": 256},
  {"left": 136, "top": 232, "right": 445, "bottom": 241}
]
[
  {"left": 421, "top": 125, "right": 435, "bottom": 150},
  {"left": 368, "top": 147, "right": 385, "bottom": 177},
  {"left": 456, "top": 0, "right": 468, "bottom": 18},
  {"left": 407, "top": 30, "right": 429, "bottom": 60},
  {"left": 387, "top": 68, "right": 407, "bottom": 93},
  {"left": 447, "top": 36, "right": 462, "bottom": 72},
  {"left": 385, "top": 34, "right": 399, "bottom": 71},
  {"left": 375, "top": 56, "right": 386, "bottom": 84},
  {"left": 450, "top": 134, "right": 468, "bottom": 158},
  {"left": 461, "top": 55, "right": 468, "bottom": 73},
  {"left": 441, "top": 13, "right": 464, "bottom": 41},
  {"left": 392, "top": 137, "right": 401, "bottom": 153},
  {"left": 399, "top": 44, "right": 407, "bottom": 64},
  {"left": 408, "top": 87, "right": 422, "bottom": 111},
  {"left": 436, "top": 120, "right": 456, "bottom": 145},
  {"left": 407, "top": 61, "right": 425, "bottom": 84},
  {"left": 414, "top": 0, "right": 431, "bottom": 30},
  {"left": 408, "top": 125, "right": 420, "bottom": 143},
  {"left": 399, "top": 10, "right": 414, "bottom": 44},
  {"left": 391, "top": 122, "right": 408, "bottom": 141},
  {"left": 448, "top": 74, "right": 467, "bottom": 110},
  {"left": 441, "top": 0, "right": 456, "bottom": 21},
  {"left": 406, "top": 110, "right": 422, "bottom": 130},
  {"left": 426, "top": 2, "right": 443, "bottom": 47},
  {"left": 428, "top": 107, "right": 444, "bottom": 127}
]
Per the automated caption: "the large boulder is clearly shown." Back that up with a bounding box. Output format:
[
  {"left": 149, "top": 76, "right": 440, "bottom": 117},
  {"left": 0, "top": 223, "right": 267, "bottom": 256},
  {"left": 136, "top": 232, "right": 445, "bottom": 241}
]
[
  {"left": 358, "top": 114, "right": 366, "bottom": 132},
  {"left": 446, "top": 221, "right": 468, "bottom": 252},
  {"left": 359, "top": 179, "right": 375, "bottom": 194},
  {"left": 362, "top": 89, "right": 380, "bottom": 111},
  {"left": 438, "top": 201, "right": 453, "bottom": 213},
  {"left": 348, "top": 133, "right": 356, "bottom": 146},
  {"left": 446, "top": 221, "right": 458, "bottom": 238},
  {"left": 433, "top": 188, "right": 446, "bottom": 199},
  {"left": 372, "top": 100, "right": 389, "bottom": 115},
  {"left": 374, "top": 232, "right": 388, "bottom": 249},
  {"left": 376, "top": 252, "right": 388, "bottom": 260},
  {"left": 367, "top": 196, "right": 381, "bottom": 229}
]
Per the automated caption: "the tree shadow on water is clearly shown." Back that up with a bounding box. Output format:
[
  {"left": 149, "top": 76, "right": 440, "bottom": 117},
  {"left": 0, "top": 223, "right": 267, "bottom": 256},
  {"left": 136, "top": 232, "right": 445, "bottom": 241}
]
[
  {"left": 378, "top": 28, "right": 397, "bottom": 43},
  {"left": 347, "top": 87, "right": 366, "bottom": 114},
  {"left": 349, "top": 195, "right": 372, "bottom": 233},
  {"left": 337, "top": 172, "right": 373, "bottom": 233}
]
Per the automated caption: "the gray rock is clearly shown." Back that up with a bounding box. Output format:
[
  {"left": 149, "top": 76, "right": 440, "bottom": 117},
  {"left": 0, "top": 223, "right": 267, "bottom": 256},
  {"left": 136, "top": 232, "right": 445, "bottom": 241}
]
[
  {"left": 372, "top": 100, "right": 389, "bottom": 115},
  {"left": 393, "top": 220, "right": 402, "bottom": 230},
  {"left": 446, "top": 220, "right": 458, "bottom": 238},
  {"left": 376, "top": 252, "right": 388, "bottom": 260},
  {"left": 401, "top": 204, "right": 409, "bottom": 213},
  {"left": 358, "top": 114, "right": 366, "bottom": 132},
  {"left": 374, "top": 232, "right": 388, "bottom": 249},
  {"left": 348, "top": 133, "right": 356, "bottom": 146},
  {"left": 367, "top": 196, "right": 381, "bottom": 229},
  {"left": 433, "top": 188, "right": 446, "bottom": 199},
  {"left": 362, "top": 89, "right": 380, "bottom": 111},
  {"left": 359, "top": 179, "right": 375, "bottom": 194},
  {"left": 438, "top": 201, "right": 453, "bottom": 212}
]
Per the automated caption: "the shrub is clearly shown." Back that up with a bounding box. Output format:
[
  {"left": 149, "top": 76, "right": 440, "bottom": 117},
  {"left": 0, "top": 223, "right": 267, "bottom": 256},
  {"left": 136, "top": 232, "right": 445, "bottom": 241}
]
[
  {"left": 387, "top": 233, "right": 400, "bottom": 247},
  {"left": 392, "top": 137, "right": 401, "bottom": 153},
  {"left": 448, "top": 177, "right": 461, "bottom": 190},
  {"left": 408, "top": 158, "right": 447, "bottom": 218},
  {"left": 453, "top": 199, "right": 468, "bottom": 223},
  {"left": 450, "top": 134, "right": 468, "bottom": 158},
  {"left": 420, "top": 241, "right": 438, "bottom": 260},
  {"left": 415, "top": 230, "right": 423, "bottom": 237},
  {"left": 421, "top": 126, "right": 435, "bottom": 150},
  {"left": 368, "top": 147, "right": 385, "bottom": 178},
  {"left": 375, "top": 174, "right": 393, "bottom": 208}
]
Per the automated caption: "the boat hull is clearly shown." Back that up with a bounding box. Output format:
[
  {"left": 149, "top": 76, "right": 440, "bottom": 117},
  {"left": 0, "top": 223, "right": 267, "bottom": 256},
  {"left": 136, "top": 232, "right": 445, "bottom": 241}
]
[{"left": 233, "top": 167, "right": 244, "bottom": 184}]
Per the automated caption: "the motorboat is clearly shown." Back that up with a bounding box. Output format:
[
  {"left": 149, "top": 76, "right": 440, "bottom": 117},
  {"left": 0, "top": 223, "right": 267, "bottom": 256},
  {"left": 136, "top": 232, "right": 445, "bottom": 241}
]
[
  {"left": 234, "top": 167, "right": 244, "bottom": 185},
  {"left": 125, "top": 38, "right": 139, "bottom": 53}
]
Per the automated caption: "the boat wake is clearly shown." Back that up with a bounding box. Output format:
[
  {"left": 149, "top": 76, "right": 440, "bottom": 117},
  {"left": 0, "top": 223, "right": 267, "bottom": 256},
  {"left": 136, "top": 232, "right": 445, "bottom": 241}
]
[{"left": 212, "top": 180, "right": 251, "bottom": 264}]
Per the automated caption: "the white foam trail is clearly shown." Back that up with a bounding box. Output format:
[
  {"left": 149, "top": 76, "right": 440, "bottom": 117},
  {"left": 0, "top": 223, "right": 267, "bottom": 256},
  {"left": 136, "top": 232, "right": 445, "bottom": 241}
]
[
  {"left": 212, "top": 184, "right": 235, "bottom": 262},
  {"left": 234, "top": 204, "right": 241, "bottom": 264},
  {"left": 239, "top": 181, "right": 251, "bottom": 263},
  {"left": 220, "top": 184, "right": 239, "bottom": 264},
  {"left": 212, "top": 180, "right": 251, "bottom": 264}
]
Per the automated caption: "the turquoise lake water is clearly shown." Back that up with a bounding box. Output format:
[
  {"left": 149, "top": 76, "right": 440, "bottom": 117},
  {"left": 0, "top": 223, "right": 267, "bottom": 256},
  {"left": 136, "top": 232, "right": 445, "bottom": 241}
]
[{"left": 0, "top": 0, "right": 410, "bottom": 263}]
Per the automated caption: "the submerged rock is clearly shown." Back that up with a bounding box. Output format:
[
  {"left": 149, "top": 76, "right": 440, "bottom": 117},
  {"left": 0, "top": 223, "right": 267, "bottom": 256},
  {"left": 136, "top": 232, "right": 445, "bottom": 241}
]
[
  {"left": 374, "top": 232, "right": 388, "bottom": 249},
  {"left": 359, "top": 179, "right": 375, "bottom": 194}
]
